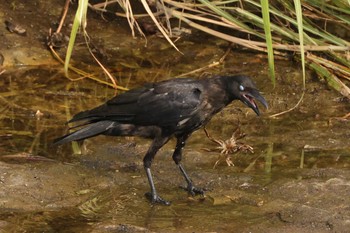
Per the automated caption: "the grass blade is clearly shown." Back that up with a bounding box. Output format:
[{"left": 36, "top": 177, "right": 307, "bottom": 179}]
[
  {"left": 260, "top": 0, "right": 275, "bottom": 85},
  {"left": 294, "top": 0, "right": 306, "bottom": 87},
  {"left": 140, "top": 0, "right": 180, "bottom": 52},
  {"left": 64, "top": 0, "right": 88, "bottom": 76}
]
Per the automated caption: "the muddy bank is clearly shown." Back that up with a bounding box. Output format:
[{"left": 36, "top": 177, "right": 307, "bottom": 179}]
[{"left": 1, "top": 145, "right": 350, "bottom": 232}]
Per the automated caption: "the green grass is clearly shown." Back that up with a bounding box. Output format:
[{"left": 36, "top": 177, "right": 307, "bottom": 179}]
[{"left": 63, "top": 0, "right": 350, "bottom": 100}]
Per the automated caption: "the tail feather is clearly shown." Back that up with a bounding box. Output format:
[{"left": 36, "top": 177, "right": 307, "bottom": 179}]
[{"left": 53, "top": 121, "right": 116, "bottom": 145}]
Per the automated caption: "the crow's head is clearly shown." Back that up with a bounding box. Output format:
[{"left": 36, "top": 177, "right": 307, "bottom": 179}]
[{"left": 228, "top": 75, "right": 268, "bottom": 116}]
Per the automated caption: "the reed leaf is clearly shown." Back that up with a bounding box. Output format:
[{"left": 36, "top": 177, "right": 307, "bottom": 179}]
[
  {"left": 293, "top": 0, "right": 306, "bottom": 86},
  {"left": 140, "top": 0, "right": 180, "bottom": 52},
  {"left": 197, "top": 0, "right": 257, "bottom": 35},
  {"left": 308, "top": 61, "right": 350, "bottom": 98},
  {"left": 64, "top": 0, "right": 88, "bottom": 76},
  {"left": 260, "top": 0, "right": 275, "bottom": 85}
]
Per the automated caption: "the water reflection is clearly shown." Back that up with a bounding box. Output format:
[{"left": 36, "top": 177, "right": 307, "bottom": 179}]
[{"left": 1, "top": 61, "right": 350, "bottom": 231}]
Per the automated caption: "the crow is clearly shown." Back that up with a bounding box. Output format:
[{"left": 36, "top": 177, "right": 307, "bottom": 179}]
[{"left": 54, "top": 75, "right": 268, "bottom": 205}]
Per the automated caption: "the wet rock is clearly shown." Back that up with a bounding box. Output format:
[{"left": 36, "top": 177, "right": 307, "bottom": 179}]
[{"left": 0, "top": 161, "right": 111, "bottom": 211}]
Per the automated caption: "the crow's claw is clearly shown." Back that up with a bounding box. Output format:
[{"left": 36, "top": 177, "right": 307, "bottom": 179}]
[
  {"left": 145, "top": 192, "right": 171, "bottom": 205},
  {"left": 181, "top": 184, "right": 205, "bottom": 196}
]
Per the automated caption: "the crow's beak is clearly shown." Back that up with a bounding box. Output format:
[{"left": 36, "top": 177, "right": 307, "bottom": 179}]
[{"left": 240, "top": 88, "right": 268, "bottom": 116}]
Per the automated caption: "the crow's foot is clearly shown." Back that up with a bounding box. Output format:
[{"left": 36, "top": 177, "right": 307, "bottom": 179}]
[
  {"left": 145, "top": 192, "right": 171, "bottom": 205},
  {"left": 182, "top": 183, "right": 205, "bottom": 197}
]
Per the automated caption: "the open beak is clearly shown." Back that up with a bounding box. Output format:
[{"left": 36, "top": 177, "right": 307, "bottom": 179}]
[{"left": 240, "top": 88, "right": 268, "bottom": 116}]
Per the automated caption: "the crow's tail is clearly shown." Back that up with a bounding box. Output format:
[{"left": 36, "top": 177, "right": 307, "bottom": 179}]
[{"left": 53, "top": 121, "right": 116, "bottom": 145}]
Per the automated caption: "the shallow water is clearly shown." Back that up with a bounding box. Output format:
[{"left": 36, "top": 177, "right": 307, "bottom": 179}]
[
  {"left": 1, "top": 61, "right": 350, "bottom": 232},
  {"left": 1, "top": 1, "right": 350, "bottom": 232}
]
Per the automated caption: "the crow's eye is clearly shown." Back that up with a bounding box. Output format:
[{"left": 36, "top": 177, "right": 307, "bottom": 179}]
[{"left": 239, "top": 85, "right": 245, "bottom": 91}]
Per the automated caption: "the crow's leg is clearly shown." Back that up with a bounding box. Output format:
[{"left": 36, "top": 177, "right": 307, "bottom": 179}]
[
  {"left": 143, "top": 136, "right": 171, "bottom": 205},
  {"left": 173, "top": 135, "right": 204, "bottom": 196}
]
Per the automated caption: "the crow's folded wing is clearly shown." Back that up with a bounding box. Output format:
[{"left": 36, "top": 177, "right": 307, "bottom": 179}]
[{"left": 69, "top": 78, "right": 204, "bottom": 127}]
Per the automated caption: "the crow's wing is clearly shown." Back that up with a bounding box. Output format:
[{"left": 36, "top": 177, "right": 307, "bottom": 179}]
[{"left": 69, "top": 78, "right": 204, "bottom": 127}]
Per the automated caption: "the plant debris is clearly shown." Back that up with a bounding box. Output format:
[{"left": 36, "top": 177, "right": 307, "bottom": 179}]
[{"left": 203, "top": 126, "right": 254, "bottom": 168}]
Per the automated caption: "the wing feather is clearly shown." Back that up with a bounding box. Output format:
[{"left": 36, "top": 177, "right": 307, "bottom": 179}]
[{"left": 69, "top": 78, "right": 204, "bottom": 127}]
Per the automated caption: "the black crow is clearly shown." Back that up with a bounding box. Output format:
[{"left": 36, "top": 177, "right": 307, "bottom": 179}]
[{"left": 54, "top": 75, "right": 268, "bottom": 205}]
